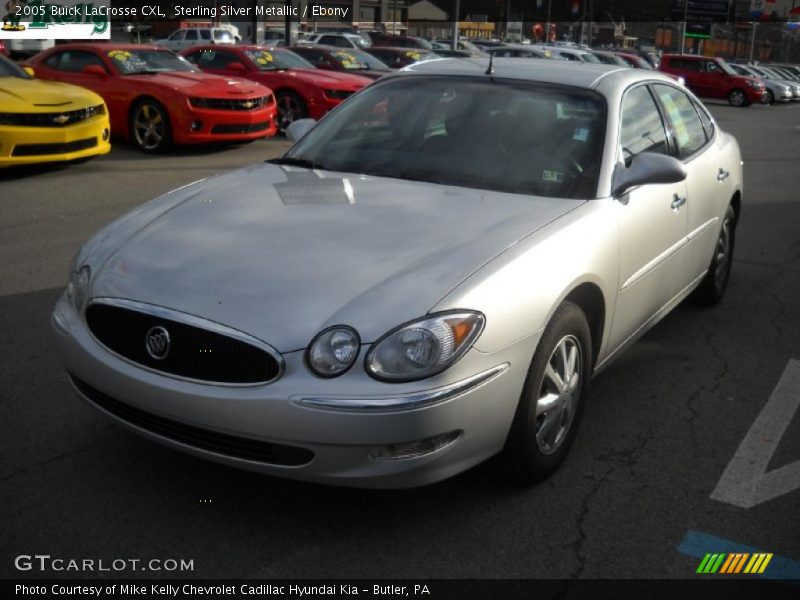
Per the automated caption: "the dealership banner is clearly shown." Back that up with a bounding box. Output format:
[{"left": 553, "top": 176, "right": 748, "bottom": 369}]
[{"left": 0, "top": 1, "right": 111, "bottom": 39}]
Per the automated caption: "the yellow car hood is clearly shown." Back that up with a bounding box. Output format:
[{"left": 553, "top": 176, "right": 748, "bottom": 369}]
[{"left": 0, "top": 76, "right": 104, "bottom": 112}]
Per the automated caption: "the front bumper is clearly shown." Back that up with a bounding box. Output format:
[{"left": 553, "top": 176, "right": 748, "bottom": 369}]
[
  {"left": 52, "top": 295, "right": 535, "bottom": 488},
  {"left": 170, "top": 104, "right": 278, "bottom": 145},
  {"left": 0, "top": 115, "right": 111, "bottom": 167}
]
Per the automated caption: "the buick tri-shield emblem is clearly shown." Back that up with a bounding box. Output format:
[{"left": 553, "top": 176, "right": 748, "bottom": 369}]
[{"left": 145, "top": 326, "right": 170, "bottom": 360}]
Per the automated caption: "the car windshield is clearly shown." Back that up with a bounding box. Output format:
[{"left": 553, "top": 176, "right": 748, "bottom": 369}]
[
  {"left": 716, "top": 59, "right": 737, "bottom": 76},
  {"left": 330, "top": 49, "right": 388, "bottom": 70},
  {"left": 282, "top": 76, "right": 605, "bottom": 199},
  {"left": 109, "top": 49, "right": 196, "bottom": 74},
  {"left": 244, "top": 48, "right": 313, "bottom": 70},
  {"left": 0, "top": 55, "right": 30, "bottom": 78}
]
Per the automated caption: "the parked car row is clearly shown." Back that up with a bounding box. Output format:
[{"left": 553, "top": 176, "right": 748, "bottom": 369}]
[{"left": 4, "top": 38, "right": 797, "bottom": 170}]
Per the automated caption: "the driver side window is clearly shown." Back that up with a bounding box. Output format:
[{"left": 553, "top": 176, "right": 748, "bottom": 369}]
[{"left": 619, "top": 85, "right": 669, "bottom": 166}]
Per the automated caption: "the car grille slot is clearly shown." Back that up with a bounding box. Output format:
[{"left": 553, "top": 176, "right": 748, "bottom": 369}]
[
  {"left": 191, "top": 96, "right": 272, "bottom": 110},
  {"left": 211, "top": 121, "right": 270, "bottom": 134},
  {"left": 1, "top": 105, "right": 103, "bottom": 127},
  {"left": 84, "top": 302, "right": 281, "bottom": 385},
  {"left": 12, "top": 137, "right": 97, "bottom": 156},
  {"left": 68, "top": 373, "right": 314, "bottom": 466}
]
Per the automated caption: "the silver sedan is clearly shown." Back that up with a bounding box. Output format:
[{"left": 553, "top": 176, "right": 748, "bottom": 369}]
[{"left": 53, "top": 60, "right": 743, "bottom": 488}]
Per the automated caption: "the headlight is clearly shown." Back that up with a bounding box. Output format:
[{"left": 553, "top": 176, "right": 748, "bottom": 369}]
[
  {"left": 306, "top": 326, "right": 360, "bottom": 377},
  {"left": 365, "top": 312, "right": 484, "bottom": 382},
  {"left": 66, "top": 265, "right": 91, "bottom": 313},
  {"left": 746, "top": 80, "right": 763, "bottom": 89}
]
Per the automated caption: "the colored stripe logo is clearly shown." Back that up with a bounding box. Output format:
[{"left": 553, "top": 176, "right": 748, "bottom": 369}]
[{"left": 697, "top": 552, "right": 773, "bottom": 574}]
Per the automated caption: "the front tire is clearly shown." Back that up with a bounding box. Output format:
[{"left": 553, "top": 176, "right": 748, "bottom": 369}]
[
  {"left": 501, "top": 301, "right": 592, "bottom": 483},
  {"left": 130, "top": 100, "right": 171, "bottom": 153},
  {"left": 728, "top": 89, "right": 749, "bottom": 107},
  {"left": 275, "top": 90, "right": 308, "bottom": 135},
  {"left": 692, "top": 204, "right": 736, "bottom": 306},
  {"left": 766, "top": 89, "right": 775, "bottom": 105}
]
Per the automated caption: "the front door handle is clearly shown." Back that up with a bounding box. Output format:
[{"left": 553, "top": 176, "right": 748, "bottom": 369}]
[
  {"left": 717, "top": 168, "right": 730, "bottom": 181},
  {"left": 671, "top": 193, "right": 686, "bottom": 211}
]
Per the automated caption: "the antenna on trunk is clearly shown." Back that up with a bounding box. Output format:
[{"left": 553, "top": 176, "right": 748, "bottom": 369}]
[{"left": 485, "top": 51, "right": 495, "bottom": 75}]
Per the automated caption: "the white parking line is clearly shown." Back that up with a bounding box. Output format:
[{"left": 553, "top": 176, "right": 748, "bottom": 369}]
[{"left": 711, "top": 359, "right": 800, "bottom": 508}]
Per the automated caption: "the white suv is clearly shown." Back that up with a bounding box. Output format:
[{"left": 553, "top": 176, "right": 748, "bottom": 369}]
[
  {"left": 299, "top": 32, "right": 370, "bottom": 49},
  {"left": 156, "top": 28, "right": 236, "bottom": 51}
]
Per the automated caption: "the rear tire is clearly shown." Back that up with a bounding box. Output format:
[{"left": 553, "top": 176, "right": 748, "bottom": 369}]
[
  {"left": 501, "top": 301, "right": 592, "bottom": 484},
  {"left": 692, "top": 204, "right": 736, "bottom": 306}
]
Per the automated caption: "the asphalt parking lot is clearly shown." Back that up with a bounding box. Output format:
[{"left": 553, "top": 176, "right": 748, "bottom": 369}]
[{"left": 1, "top": 103, "right": 799, "bottom": 581}]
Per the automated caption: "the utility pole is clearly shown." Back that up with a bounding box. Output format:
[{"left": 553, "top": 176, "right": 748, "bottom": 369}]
[
  {"left": 545, "top": 0, "right": 552, "bottom": 43},
  {"left": 451, "top": 0, "right": 459, "bottom": 50},
  {"left": 393, "top": 0, "right": 397, "bottom": 34},
  {"left": 251, "top": 0, "right": 258, "bottom": 44},
  {"left": 284, "top": 0, "right": 292, "bottom": 47},
  {"left": 680, "top": 0, "right": 689, "bottom": 54},
  {"left": 749, "top": 21, "right": 758, "bottom": 63},
  {"left": 506, "top": 0, "right": 511, "bottom": 41}
]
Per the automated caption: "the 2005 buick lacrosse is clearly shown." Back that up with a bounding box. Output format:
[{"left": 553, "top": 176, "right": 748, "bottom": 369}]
[{"left": 53, "top": 58, "right": 742, "bottom": 488}]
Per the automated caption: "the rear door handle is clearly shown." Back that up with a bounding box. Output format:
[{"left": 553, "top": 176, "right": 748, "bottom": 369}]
[
  {"left": 717, "top": 168, "right": 730, "bottom": 181},
  {"left": 671, "top": 193, "right": 686, "bottom": 211}
]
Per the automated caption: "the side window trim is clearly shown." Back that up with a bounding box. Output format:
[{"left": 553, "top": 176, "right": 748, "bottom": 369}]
[
  {"left": 617, "top": 82, "right": 672, "bottom": 166},
  {"left": 651, "top": 83, "right": 713, "bottom": 162}
]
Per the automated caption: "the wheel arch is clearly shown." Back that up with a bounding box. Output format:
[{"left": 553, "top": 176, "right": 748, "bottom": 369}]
[{"left": 562, "top": 281, "right": 606, "bottom": 370}]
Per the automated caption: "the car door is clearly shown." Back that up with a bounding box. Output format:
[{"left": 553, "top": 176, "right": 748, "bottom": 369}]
[
  {"left": 700, "top": 59, "right": 727, "bottom": 99},
  {"left": 609, "top": 84, "right": 689, "bottom": 350},
  {"left": 672, "top": 58, "right": 705, "bottom": 96},
  {"left": 651, "top": 83, "right": 727, "bottom": 284}
]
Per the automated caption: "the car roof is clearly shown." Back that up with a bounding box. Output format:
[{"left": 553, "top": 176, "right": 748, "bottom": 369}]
[
  {"left": 401, "top": 57, "right": 663, "bottom": 90},
  {"left": 44, "top": 43, "right": 163, "bottom": 52}
]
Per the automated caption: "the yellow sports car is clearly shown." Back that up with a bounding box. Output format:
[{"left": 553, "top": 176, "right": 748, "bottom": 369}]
[{"left": 1, "top": 54, "right": 110, "bottom": 167}]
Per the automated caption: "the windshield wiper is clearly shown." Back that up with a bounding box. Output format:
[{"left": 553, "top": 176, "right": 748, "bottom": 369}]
[{"left": 269, "top": 157, "right": 330, "bottom": 170}]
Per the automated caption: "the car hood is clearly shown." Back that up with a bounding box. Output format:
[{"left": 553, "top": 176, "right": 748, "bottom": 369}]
[
  {"left": 125, "top": 71, "right": 265, "bottom": 97},
  {"left": 0, "top": 76, "right": 102, "bottom": 111},
  {"left": 278, "top": 68, "right": 371, "bottom": 89},
  {"left": 87, "top": 164, "right": 583, "bottom": 352}
]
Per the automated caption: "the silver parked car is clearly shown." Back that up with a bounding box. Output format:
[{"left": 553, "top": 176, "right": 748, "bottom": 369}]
[{"left": 53, "top": 60, "right": 743, "bottom": 488}]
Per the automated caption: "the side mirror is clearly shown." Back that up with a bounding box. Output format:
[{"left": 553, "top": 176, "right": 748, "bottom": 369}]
[
  {"left": 611, "top": 152, "right": 687, "bottom": 197},
  {"left": 23, "top": 66, "right": 35, "bottom": 77},
  {"left": 81, "top": 64, "right": 108, "bottom": 78},
  {"left": 285, "top": 118, "right": 317, "bottom": 142},
  {"left": 226, "top": 62, "right": 247, "bottom": 73}
]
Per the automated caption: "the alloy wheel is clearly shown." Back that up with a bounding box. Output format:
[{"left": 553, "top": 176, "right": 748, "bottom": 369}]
[
  {"left": 535, "top": 335, "right": 582, "bottom": 455},
  {"left": 133, "top": 103, "right": 166, "bottom": 151},
  {"left": 277, "top": 94, "right": 303, "bottom": 133},
  {"left": 714, "top": 216, "right": 732, "bottom": 288}
]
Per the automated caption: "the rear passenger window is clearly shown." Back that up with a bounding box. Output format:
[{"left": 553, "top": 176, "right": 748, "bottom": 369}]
[
  {"left": 619, "top": 85, "right": 669, "bottom": 165},
  {"left": 653, "top": 84, "right": 708, "bottom": 159}
]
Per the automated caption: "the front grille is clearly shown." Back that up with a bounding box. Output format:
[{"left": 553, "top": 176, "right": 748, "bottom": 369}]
[
  {"left": 189, "top": 96, "right": 272, "bottom": 110},
  {"left": 12, "top": 137, "right": 97, "bottom": 157},
  {"left": 0, "top": 104, "right": 104, "bottom": 127},
  {"left": 68, "top": 373, "right": 314, "bottom": 466},
  {"left": 211, "top": 121, "right": 270, "bottom": 134},
  {"left": 85, "top": 302, "right": 281, "bottom": 385}
]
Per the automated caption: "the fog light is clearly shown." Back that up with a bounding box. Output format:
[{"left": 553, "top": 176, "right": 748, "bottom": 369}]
[
  {"left": 190, "top": 120, "right": 203, "bottom": 132},
  {"left": 102, "top": 128, "right": 110, "bottom": 141},
  {"left": 369, "top": 430, "right": 461, "bottom": 461}
]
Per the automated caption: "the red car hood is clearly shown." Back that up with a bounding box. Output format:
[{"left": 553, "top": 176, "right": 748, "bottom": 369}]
[
  {"left": 126, "top": 71, "right": 266, "bottom": 97},
  {"left": 268, "top": 68, "right": 371, "bottom": 89}
]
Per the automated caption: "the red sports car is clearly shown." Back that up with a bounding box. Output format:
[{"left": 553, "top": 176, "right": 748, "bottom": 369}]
[
  {"left": 25, "top": 44, "right": 277, "bottom": 152},
  {"left": 181, "top": 45, "right": 371, "bottom": 132}
]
